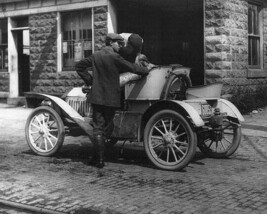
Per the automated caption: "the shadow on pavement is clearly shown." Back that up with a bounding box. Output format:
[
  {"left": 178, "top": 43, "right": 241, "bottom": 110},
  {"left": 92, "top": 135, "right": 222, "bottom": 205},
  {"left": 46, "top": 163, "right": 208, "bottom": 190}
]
[{"left": 21, "top": 141, "right": 208, "bottom": 172}]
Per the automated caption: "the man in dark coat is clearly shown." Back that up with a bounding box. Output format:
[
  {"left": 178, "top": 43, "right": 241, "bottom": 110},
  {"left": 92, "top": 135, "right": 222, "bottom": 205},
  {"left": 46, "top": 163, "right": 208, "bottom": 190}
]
[{"left": 75, "top": 33, "right": 149, "bottom": 168}]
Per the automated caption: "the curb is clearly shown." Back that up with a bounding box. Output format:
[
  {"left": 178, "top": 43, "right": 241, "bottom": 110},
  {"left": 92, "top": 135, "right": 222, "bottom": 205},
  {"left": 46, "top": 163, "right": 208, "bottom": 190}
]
[
  {"left": 242, "top": 129, "right": 267, "bottom": 138},
  {"left": 0, "top": 199, "right": 66, "bottom": 214},
  {"left": 242, "top": 123, "right": 267, "bottom": 132},
  {"left": 242, "top": 123, "right": 267, "bottom": 138}
]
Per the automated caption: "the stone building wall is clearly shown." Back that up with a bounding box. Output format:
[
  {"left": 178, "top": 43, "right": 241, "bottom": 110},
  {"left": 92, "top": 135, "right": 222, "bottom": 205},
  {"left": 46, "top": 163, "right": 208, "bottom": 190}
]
[
  {"left": 94, "top": 6, "right": 108, "bottom": 51},
  {"left": 29, "top": 6, "right": 108, "bottom": 95},
  {"left": 205, "top": 0, "right": 267, "bottom": 96}
]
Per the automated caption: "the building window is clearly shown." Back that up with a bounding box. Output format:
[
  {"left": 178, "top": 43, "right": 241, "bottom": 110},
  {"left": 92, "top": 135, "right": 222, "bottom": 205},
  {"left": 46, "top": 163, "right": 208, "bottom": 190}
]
[
  {"left": 0, "top": 19, "right": 8, "bottom": 72},
  {"left": 61, "top": 10, "right": 93, "bottom": 71},
  {"left": 248, "top": 2, "right": 262, "bottom": 69}
]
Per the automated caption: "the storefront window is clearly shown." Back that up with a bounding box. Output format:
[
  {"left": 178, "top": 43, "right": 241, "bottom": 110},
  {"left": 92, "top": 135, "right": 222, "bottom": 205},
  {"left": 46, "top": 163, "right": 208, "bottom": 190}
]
[
  {"left": 61, "top": 10, "right": 93, "bottom": 70},
  {"left": 0, "top": 19, "right": 8, "bottom": 72},
  {"left": 248, "top": 3, "right": 262, "bottom": 68}
]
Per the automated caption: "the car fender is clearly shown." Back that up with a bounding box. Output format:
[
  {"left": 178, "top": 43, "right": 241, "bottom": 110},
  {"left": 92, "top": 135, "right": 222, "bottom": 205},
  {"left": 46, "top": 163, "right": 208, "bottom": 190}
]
[
  {"left": 218, "top": 99, "right": 245, "bottom": 122},
  {"left": 171, "top": 100, "right": 205, "bottom": 127},
  {"left": 28, "top": 93, "right": 93, "bottom": 138},
  {"left": 142, "top": 100, "right": 205, "bottom": 128}
]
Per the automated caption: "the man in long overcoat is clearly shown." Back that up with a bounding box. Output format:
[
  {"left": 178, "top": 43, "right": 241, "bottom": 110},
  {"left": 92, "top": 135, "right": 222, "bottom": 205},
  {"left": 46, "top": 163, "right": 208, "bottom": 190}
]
[{"left": 75, "top": 33, "right": 149, "bottom": 168}]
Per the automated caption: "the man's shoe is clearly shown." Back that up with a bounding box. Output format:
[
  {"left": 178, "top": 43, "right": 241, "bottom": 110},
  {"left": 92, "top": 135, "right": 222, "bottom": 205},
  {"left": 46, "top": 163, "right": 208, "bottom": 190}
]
[
  {"left": 95, "top": 159, "right": 105, "bottom": 168},
  {"left": 95, "top": 151, "right": 105, "bottom": 168},
  {"left": 88, "top": 155, "right": 97, "bottom": 166}
]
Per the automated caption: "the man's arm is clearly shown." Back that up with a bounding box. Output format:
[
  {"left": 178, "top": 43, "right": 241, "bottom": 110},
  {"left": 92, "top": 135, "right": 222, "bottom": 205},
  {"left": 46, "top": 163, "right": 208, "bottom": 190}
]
[
  {"left": 75, "top": 57, "right": 93, "bottom": 86},
  {"left": 115, "top": 54, "right": 149, "bottom": 75}
]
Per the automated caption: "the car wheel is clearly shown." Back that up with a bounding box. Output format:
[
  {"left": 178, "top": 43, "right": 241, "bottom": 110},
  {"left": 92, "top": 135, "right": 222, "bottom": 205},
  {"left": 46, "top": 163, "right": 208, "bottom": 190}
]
[
  {"left": 198, "top": 117, "right": 241, "bottom": 158},
  {"left": 25, "top": 106, "right": 65, "bottom": 156},
  {"left": 144, "top": 109, "right": 197, "bottom": 171}
]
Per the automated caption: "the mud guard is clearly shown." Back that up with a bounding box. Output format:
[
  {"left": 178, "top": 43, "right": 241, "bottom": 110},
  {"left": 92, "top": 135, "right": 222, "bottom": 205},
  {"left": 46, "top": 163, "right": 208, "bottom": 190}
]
[
  {"left": 39, "top": 94, "right": 94, "bottom": 140},
  {"left": 172, "top": 100, "right": 205, "bottom": 127},
  {"left": 217, "top": 99, "right": 245, "bottom": 122}
]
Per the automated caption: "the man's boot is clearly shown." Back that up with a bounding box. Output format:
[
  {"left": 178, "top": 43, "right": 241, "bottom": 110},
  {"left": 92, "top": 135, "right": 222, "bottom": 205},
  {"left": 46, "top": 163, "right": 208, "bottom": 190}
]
[
  {"left": 88, "top": 141, "right": 98, "bottom": 166},
  {"left": 95, "top": 135, "right": 105, "bottom": 168}
]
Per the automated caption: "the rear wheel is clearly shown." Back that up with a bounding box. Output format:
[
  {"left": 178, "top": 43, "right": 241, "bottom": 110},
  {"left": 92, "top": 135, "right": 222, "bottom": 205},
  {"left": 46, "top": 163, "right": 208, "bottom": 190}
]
[
  {"left": 144, "top": 109, "right": 197, "bottom": 171},
  {"left": 198, "top": 117, "right": 241, "bottom": 158},
  {"left": 25, "top": 106, "right": 65, "bottom": 156}
]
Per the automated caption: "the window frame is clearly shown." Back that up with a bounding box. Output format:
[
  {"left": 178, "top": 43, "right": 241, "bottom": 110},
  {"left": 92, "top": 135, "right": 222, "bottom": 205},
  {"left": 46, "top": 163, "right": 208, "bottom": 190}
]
[
  {"left": 247, "top": 0, "right": 266, "bottom": 78},
  {"left": 59, "top": 9, "right": 94, "bottom": 72}
]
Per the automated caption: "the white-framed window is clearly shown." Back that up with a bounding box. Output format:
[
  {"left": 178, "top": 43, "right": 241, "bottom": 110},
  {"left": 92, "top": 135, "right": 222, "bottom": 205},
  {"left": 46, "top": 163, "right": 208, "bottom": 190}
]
[
  {"left": 61, "top": 10, "right": 93, "bottom": 71},
  {"left": 248, "top": 2, "right": 263, "bottom": 69},
  {"left": 0, "top": 19, "right": 8, "bottom": 72}
]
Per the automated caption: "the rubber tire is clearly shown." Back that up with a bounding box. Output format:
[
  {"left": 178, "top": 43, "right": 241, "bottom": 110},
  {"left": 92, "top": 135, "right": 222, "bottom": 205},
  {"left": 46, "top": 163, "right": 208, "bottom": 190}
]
[
  {"left": 198, "top": 118, "right": 241, "bottom": 158},
  {"left": 25, "top": 106, "right": 65, "bottom": 156},
  {"left": 144, "top": 109, "right": 197, "bottom": 171}
]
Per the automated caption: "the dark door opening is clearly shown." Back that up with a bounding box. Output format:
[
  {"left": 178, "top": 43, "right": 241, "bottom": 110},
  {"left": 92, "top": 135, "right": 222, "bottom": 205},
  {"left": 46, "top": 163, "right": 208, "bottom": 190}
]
[
  {"left": 113, "top": 0, "right": 204, "bottom": 86},
  {"left": 17, "top": 29, "right": 30, "bottom": 96}
]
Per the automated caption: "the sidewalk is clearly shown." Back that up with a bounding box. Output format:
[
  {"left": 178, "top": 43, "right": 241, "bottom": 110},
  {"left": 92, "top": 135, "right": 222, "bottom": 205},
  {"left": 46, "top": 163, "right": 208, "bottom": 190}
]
[{"left": 242, "top": 107, "right": 267, "bottom": 138}]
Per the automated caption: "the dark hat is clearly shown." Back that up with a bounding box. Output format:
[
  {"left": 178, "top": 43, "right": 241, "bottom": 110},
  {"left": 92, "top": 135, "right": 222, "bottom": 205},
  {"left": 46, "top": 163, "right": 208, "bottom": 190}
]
[
  {"left": 128, "top": 34, "right": 143, "bottom": 52},
  {"left": 106, "top": 33, "right": 124, "bottom": 42}
]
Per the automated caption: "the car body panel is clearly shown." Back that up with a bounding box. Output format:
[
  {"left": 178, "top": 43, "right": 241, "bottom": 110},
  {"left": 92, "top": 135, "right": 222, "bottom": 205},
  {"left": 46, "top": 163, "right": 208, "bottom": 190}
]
[{"left": 125, "top": 65, "right": 191, "bottom": 100}]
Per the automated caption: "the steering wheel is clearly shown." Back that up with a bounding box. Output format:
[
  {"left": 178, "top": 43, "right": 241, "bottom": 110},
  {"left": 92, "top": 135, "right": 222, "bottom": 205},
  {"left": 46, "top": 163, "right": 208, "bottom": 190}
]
[{"left": 162, "top": 73, "right": 192, "bottom": 100}]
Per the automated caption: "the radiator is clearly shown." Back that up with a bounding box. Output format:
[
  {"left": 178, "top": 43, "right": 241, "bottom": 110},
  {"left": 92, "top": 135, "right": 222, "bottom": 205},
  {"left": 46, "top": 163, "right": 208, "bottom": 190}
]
[{"left": 65, "top": 97, "right": 92, "bottom": 117}]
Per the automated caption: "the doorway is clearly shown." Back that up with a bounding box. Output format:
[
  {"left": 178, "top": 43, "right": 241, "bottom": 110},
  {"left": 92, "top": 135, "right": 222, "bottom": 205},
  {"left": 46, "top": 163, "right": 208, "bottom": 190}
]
[
  {"left": 9, "top": 16, "right": 30, "bottom": 97},
  {"left": 17, "top": 29, "right": 30, "bottom": 96},
  {"left": 113, "top": 0, "right": 204, "bottom": 85}
]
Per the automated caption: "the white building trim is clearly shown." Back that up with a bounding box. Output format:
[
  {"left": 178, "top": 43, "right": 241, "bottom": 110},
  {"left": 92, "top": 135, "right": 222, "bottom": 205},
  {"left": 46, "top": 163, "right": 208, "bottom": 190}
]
[
  {"left": 107, "top": 0, "right": 117, "bottom": 33},
  {"left": 8, "top": 17, "right": 19, "bottom": 98},
  {"left": 0, "top": 0, "right": 107, "bottom": 18},
  {"left": 56, "top": 12, "right": 62, "bottom": 73}
]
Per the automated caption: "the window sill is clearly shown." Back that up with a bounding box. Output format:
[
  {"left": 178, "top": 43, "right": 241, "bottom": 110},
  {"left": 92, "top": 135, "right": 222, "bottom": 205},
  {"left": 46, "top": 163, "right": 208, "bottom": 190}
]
[{"left": 247, "top": 69, "right": 267, "bottom": 78}]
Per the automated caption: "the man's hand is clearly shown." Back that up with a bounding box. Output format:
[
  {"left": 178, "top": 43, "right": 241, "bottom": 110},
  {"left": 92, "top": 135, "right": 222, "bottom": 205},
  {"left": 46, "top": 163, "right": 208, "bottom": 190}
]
[
  {"left": 147, "top": 63, "right": 158, "bottom": 71},
  {"left": 82, "top": 85, "right": 91, "bottom": 94}
]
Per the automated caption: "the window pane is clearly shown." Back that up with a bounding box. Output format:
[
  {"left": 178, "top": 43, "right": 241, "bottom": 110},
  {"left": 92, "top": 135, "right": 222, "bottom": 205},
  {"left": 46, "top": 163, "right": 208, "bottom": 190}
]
[
  {"left": 0, "top": 47, "right": 8, "bottom": 71},
  {"left": 0, "top": 19, "right": 8, "bottom": 71},
  {"left": 248, "top": 36, "right": 260, "bottom": 66},
  {"left": 4, "top": 47, "right": 8, "bottom": 69},
  {"left": 62, "top": 10, "right": 92, "bottom": 70},
  {"left": 248, "top": 4, "right": 259, "bottom": 35},
  {"left": 248, "top": 6, "right": 252, "bottom": 34},
  {"left": 248, "top": 3, "right": 261, "bottom": 67},
  {"left": 0, "top": 50, "right": 2, "bottom": 69}
]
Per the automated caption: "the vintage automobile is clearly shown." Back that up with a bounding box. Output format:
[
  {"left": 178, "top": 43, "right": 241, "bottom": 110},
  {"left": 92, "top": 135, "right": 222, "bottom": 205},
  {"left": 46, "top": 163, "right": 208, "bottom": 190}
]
[{"left": 24, "top": 64, "right": 244, "bottom": 171}]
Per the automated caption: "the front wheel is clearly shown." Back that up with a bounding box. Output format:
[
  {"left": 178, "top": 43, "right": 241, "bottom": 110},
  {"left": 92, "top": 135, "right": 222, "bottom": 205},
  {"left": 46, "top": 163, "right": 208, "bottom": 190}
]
[
  {"left": 144, "top": 110, "right": 197, "bottom": 171},
  {"left": 25, "top": 106, "right": 65, "bottom": 156},
  {"left": 198, "top": 117, "right": 241, "bottom": 158}
]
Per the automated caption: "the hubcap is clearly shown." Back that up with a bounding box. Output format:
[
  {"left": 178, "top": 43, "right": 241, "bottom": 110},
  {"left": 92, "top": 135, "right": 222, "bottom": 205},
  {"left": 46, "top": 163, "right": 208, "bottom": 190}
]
[{"left": 163, "top": 132, "right": 176, "bottom": 145}]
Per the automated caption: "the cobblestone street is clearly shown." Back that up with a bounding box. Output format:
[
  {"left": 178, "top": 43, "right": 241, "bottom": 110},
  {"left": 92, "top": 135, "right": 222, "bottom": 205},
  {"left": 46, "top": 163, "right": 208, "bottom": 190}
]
[{"left": 0, "top": 106, "right": 267, "bottom": 214}]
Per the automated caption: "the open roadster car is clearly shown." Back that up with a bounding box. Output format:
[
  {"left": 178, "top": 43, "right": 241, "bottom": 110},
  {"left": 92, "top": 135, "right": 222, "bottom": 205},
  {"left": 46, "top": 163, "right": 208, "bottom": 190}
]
[{"left": 25, "top": 64, "right": 244, "bottom": 171}]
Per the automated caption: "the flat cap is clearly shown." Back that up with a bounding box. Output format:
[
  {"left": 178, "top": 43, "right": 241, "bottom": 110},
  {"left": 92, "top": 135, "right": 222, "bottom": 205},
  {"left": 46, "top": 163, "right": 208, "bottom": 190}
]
[{"left": 106, "top": 33, "right": 124, "bottom": 42}]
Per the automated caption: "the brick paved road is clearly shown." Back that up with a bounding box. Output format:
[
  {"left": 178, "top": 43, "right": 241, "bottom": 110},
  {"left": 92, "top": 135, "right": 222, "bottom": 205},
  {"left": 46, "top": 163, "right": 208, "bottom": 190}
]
[{"left": 0, "top": 106, "right": 267, "bottom": 214}]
